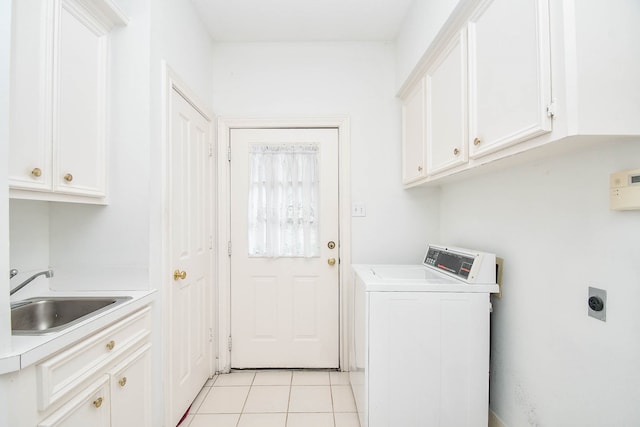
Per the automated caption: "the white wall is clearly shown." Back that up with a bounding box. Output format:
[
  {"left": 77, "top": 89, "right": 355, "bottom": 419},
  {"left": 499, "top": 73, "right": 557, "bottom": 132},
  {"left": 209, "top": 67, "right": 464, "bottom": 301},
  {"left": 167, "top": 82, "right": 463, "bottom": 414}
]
[
  {"left": 439, "top": 141, "right": 640, "bottom": 426},
  {"left": 211, "top": 42, "right": 439, "bottom": 264},
  {"left": 0, "top": 0, "right": 12, "bottom": 358},
  {"left": 394, "top": 0, "right": 458, "bottom": 91}
]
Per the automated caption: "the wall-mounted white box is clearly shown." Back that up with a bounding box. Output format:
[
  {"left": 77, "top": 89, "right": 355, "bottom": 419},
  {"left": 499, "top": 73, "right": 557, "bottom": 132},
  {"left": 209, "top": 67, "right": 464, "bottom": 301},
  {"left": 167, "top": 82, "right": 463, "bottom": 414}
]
[{"left": 610, "top": 168, "right": 640, "bottom": 211}]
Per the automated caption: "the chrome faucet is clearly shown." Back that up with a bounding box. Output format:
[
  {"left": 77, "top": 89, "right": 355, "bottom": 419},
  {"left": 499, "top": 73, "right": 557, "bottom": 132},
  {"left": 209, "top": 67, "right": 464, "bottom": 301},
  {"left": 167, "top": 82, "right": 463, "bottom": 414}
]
[{"left": 10, "top": 269, "right": 54, "bottom": 296}]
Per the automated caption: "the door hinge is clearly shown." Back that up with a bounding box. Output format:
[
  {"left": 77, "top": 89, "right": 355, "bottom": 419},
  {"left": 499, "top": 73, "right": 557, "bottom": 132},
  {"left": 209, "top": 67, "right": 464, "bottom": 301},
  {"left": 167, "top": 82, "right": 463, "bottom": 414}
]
[
  {"left": 546, "top": 98, "right": 557, "bottom": 118},
  {"left": 227, "top": 146, "right": 231, "bottom": 162},
  {"left": 227, "top": 241, "right": 232, "bottom": 256},
  {"left": 209, "top": 235, "right": 213, "bottom": 250},
  {"left": 209, "top": 328, "right": 214, "bottom": 343},
  {"left": 209, "top": 143, "right": 214, "bottom": 157},
  {"left": 228, "top": 336, "right": 232, "bottom": 351}
]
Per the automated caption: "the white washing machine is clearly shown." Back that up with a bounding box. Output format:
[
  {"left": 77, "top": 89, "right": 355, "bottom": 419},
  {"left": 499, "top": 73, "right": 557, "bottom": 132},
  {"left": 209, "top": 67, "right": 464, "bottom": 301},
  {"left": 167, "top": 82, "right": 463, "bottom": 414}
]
[{"left": 350, "top": 244, "right": 500, "bottom": 427}]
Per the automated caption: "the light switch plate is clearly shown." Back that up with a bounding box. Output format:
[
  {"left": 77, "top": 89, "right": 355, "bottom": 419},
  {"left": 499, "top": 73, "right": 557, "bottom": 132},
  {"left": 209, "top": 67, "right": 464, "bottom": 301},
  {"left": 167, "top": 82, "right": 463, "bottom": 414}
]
[{"left": 352, "top": 203, "right": 366, "bottom": 217}]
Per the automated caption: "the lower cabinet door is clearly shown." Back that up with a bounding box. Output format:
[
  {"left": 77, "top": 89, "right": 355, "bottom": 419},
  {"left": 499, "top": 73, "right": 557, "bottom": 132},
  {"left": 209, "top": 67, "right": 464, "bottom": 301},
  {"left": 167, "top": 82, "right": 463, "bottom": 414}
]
[
  {"left": 110, "top": 344, "right": 152, "bottom": 427},
  {"left": 38, "top": 376, "right": 110, "bottom": 427}
]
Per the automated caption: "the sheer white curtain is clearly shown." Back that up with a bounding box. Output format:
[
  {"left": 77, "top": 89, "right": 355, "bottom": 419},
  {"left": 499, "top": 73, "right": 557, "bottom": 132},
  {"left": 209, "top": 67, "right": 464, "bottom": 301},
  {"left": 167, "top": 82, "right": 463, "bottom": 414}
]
[{"left": 248, "top": 143, "right": 320, "bottom": 258}]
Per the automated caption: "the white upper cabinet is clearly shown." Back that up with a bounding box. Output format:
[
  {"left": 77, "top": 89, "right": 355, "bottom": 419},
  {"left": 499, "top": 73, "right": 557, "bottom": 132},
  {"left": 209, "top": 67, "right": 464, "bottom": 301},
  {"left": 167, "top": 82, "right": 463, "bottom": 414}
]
[
  {"left": 9, "top": 0, "right": 127, "bottom": 203},
  {"left": 467, "top": 0, "right": 552, "bottom": 159},
  {"left": 399, "top": 0, "right": 640, "bottom": 186},
  {"left": 401, "top": 78, "right": 426, "bottom": 184},
  {"left": 425, "top": 29, "right": 468, "bottom": 175}
]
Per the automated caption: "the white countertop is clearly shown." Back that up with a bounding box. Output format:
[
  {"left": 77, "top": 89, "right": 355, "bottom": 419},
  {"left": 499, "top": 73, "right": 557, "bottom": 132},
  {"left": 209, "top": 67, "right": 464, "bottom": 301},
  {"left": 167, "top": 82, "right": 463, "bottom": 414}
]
[{"left": 0, "top": 287, "right": 157, "bottom": 375}]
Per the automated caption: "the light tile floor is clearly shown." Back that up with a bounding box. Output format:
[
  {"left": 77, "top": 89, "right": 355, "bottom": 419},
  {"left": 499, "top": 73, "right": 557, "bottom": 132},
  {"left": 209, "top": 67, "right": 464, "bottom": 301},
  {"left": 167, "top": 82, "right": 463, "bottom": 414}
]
[{"left": 180, "top": 370, "right": 360, "bottom": 427}]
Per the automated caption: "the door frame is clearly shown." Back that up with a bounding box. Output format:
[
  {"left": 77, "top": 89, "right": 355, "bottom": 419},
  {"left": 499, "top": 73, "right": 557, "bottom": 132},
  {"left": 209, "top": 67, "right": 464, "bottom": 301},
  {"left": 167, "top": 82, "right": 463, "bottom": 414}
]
[
  {"left": 161, "top": 63, "right": 216, "bottom": 425},
  {"left": 217, "top": 117, "right": 351, "bottom": 373}
]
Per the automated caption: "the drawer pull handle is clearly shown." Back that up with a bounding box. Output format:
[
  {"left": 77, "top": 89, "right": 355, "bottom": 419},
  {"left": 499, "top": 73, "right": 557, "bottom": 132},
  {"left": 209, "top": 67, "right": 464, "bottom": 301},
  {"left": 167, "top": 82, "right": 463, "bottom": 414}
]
[
  {"left": 64, "top": 173, "right": 73, "bottom": 182},
  {"left": 106, "top": 340, "right": 115, "bottom": 351},
  {"left": 119, "top": 377, "right": 127, "bottom": 387},
  {"left": 31, "top": 168, "right": 42, "bottom": 177},
  {"left": 93, "top": 397, "right": 103, "bottom": 408},
  {"left": 473, "top": 137, "right": 481, "bottom": 146}
]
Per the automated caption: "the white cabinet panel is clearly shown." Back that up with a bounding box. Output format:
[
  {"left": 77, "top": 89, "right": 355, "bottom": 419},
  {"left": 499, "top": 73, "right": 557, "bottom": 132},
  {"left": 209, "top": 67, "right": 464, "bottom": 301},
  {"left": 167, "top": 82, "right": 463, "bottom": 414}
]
[
  {"left": 401, "top": 78, "right": 426, "bottom": 184},
  {"left": 426, "top": 29, "right": 468, "bottom": 175},
  {"left": 38, "top": 376, "right": 110, "bottom": 427},
  {"left": 467, "top": 0, "right": 552, "bottom": 158},
  {"left": 110, "top": 344, "right": 152, "bottom": 427}
]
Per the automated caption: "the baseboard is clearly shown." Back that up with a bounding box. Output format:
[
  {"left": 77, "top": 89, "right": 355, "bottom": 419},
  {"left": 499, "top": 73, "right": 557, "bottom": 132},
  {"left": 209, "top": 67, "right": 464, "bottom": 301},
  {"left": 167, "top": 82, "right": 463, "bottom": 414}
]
[{"left": 489, "top": 409, "right": 507, "bottom": 427}]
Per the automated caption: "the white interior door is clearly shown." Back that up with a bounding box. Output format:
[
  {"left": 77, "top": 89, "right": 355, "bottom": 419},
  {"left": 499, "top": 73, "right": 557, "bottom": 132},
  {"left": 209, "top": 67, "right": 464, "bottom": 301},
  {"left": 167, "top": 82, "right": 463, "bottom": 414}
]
[
  {"left": 230, "top": 128, "right": 339, "bottom": 369},
  {"left": 168, "top": 88, "right": 212, "bottom": 425}
]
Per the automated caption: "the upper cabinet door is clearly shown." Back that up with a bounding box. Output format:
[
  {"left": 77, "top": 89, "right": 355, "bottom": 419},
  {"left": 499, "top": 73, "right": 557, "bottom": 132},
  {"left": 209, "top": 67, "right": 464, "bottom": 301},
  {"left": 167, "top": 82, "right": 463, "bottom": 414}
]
[
  {"left": 8, "top": 0, "right": 54, "bottom": 192},
  {"left": 53, "top": 1, "right": 108, "bottom": 197},
  {"left": 468, "top": 0, "right": 552, "bottom": 159},
  {"left": 401, "top": 78, "right": 426, "bottom": 185},
  {"left": 426, "top": 29, "right": 468, "bottom": 176}
]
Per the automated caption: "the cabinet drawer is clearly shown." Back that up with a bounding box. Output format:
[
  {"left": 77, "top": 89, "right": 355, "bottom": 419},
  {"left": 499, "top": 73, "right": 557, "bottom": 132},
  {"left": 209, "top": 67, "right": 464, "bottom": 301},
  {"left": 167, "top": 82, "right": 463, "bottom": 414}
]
[
  {"left": 38, "top": 375, "right": 110, "bottom": 427},
  {"left": 37, "top": 307, "right": 151, "bottom": 410}
]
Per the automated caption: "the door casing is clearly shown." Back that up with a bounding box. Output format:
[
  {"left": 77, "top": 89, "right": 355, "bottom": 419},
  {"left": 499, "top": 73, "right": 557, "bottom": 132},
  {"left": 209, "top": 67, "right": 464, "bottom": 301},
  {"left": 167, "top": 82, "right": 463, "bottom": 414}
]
[{"left": 216, "top": 117, "right": 352, "bottom": 373}]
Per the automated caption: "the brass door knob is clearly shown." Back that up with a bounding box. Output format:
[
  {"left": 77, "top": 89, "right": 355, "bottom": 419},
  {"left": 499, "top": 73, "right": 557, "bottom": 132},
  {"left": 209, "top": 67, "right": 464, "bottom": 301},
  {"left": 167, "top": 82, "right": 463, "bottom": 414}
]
[
  {"left": 63, "top": 173, "right": 73, "bottom": 182},
  {"left": 119, "top": 377, "right": 127, "bottom": 387},
  {"left": 473, "top": 137, "right": 481, "bottom": 146},
  {"left": 328, "top": 258, "right": 336, "bottom": 266},
  {"left": 173, "top": 270, "right": 187, "bottom": 280},
  {"left": 106, "top": 340, "right": 115, "bottom": 351},
  {"left": 31, "top": 168, "right": 42, "bottom": 177},
  {"left": 453, "top": 147, "right": 460, "bottom": 156},
  {"left": 93, "top": 397, "right": 103, "bottom": 408}
]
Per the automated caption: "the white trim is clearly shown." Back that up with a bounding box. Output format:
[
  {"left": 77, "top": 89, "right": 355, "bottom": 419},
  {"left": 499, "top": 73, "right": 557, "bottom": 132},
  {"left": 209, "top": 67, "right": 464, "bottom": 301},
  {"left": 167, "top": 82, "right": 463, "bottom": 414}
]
[
  {"left": 216, "top": 116, "right": 351, "bottom": 373},
  {"left": 161, "top": 62, "right": 216, "bottom": 425},
  {"left": 489, "top": 409, "right": 508, "bottom": 427}
]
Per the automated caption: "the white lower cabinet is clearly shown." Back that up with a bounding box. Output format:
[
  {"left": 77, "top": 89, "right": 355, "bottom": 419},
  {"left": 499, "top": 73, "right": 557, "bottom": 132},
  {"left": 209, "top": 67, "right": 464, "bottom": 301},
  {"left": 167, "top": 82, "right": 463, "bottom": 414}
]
[
  {"left": 38, "top": 376, "right": 111, "bottom": 427},
  {"left": 32, "top": 307, "right": 152, "bottom": 427}
]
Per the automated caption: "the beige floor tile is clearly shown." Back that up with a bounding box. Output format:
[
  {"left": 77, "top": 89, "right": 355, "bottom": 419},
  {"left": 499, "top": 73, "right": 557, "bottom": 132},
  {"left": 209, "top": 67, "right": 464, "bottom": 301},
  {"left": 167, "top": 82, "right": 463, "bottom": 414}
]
[
  {"left": 243, "top": 385, "right": 291, "bottom": 413},
  {"left": 292, "top": 371, "right": 330, "bottom": 385},
  {"left": 189, "top": 413, "right": 240, "bottom": 427},
  {"left": 237, "top": 413, "right": 287, "bottom": 427},
  {"left": 189, "top": 386, "right": 212, "bottom": 413},
  {"left": 198, "top": 386, "right": 250, "bottom": 413},
  {"left": 329, "top": 372, "right": 350, "bottom": 385},
  {"left": 289, "top": 386, "right": 333, "bottom": 413},
  {"left": 253, "top": 370, "right": 292, "bottom": 386},
  {"left": 214, "top": 371, "right": 256, "bottom": 386},
  {"left": 331, "top": 385, "right": 357, "bottom": 413},
  {"left": 286, "top": 412, "right": 335, "bottom": 427},
  {"left": 334, "top": 412, "right": 360, "bottom": 427}
]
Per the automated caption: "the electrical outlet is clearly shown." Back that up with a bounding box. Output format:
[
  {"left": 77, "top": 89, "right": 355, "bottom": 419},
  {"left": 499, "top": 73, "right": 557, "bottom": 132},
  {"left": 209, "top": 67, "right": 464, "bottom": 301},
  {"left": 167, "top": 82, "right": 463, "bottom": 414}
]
[
  {"left": 352, "top": 203, "right": 366, "bottom": 217},
  {"left": 588, "top": 286, "right": 606, "bottom": 321}
]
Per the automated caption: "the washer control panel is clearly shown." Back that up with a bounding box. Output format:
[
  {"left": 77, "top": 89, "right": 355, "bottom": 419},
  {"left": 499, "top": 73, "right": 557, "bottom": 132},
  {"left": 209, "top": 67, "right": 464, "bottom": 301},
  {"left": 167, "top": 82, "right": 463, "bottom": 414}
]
[{"left": 423, "top": 244, "right": 496, "bottom": 284}]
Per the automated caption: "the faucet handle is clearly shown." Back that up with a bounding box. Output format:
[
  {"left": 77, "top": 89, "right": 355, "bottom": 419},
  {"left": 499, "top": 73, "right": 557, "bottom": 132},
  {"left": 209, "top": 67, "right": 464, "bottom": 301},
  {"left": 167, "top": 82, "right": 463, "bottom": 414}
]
[{"left": 10, "top": 269, "right": 19, "bottom": 279}]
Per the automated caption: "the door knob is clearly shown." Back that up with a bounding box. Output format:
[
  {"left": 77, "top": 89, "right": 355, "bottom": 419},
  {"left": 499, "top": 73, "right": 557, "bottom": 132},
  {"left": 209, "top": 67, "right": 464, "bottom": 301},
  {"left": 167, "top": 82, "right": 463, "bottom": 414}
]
[
  {"left": 173, "top": 270, "right": 187, "bottom": 280},
  {"left": 328, "top": 258, "right": 336, "bottom": 266},
  {"left": 328, "top": 241, "right": 336, "bottom": 249}
]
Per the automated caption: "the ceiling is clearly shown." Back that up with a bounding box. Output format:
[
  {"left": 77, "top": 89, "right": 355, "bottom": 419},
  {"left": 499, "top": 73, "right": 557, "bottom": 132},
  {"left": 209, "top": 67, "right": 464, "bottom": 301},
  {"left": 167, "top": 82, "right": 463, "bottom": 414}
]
[{"left": 189, "top": 0, "right": 415, "bottom": 42}]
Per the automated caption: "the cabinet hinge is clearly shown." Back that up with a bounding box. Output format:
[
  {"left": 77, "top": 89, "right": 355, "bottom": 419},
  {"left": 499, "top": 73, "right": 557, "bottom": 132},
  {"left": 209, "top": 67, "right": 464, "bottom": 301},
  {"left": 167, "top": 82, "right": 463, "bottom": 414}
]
[
  {"left": 228, "top": 241, "right": 232, "bottom": 256},
  {"left": 227, "top": 146, "right": 231, "bottom": 162},
  {"left": 228, "top": 336, "right": 232, "bottom": 351},
  {"left": 209, "top": 328, "right": 214, "bottom": 343},
  {"left": 546, "top": 98, "right": 557, "bottom": 118}
]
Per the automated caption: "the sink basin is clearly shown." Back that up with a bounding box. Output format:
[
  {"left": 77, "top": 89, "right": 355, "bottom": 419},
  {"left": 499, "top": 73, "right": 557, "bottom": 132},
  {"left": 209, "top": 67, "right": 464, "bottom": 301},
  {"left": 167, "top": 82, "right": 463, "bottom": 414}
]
[{"left": 11, "top": 296, "right": 132, "bottom": 335}]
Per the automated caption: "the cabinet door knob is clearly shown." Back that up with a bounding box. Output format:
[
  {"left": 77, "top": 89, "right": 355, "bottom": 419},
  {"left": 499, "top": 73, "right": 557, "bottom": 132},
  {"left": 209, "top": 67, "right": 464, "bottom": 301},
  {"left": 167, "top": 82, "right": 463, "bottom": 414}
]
[
  {"left": 119, "top": 377, "right": 127, "bottom": 387},
  {"left": 417, "top": 166, "right": 423, "bottom": 172},
  {"left": 31, "top": 168, "right": 42, "bottom": 177},
  {"left": 93, "top": 397, "right": 103, "bottom": 408},
  {"left": 473, "top": 137, "right": 481, "bottom": 146},
  {"left": 63, "top": 173, "right": 73, "bottom": 182},
  {"left": 106, "top": 340, "right": 115, "bottom": 351},
  {"left": 453, "top": 147, "right": 460, "bottom": 156},
  {"left": 173, "top": 270, "right": 187, "bottom": 281}
]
